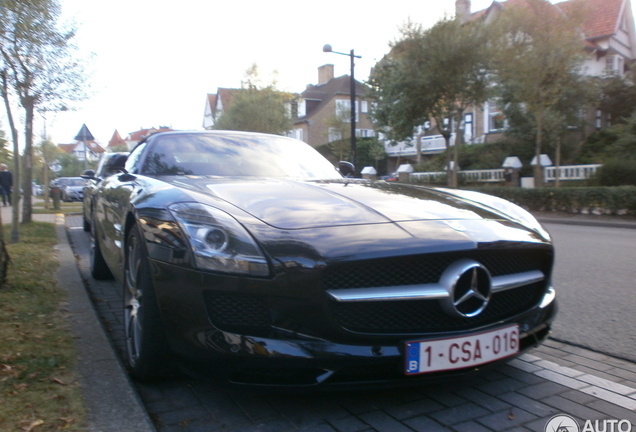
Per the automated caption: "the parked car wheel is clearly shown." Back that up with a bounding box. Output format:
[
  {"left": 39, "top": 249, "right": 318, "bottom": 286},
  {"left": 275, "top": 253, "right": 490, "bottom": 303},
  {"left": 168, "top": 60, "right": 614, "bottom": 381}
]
[
  {"left": 90, "top": 223, "right": 113, "bottom": 280},
  {"left": 124, "top": 224, "right": 172, "bottom": 381}
]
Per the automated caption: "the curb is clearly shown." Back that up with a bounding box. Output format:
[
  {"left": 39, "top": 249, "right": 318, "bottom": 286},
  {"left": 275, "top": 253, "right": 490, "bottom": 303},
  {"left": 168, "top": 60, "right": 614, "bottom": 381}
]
[{"left": 54, "top": 219, "right": 156, "bottom": 432}]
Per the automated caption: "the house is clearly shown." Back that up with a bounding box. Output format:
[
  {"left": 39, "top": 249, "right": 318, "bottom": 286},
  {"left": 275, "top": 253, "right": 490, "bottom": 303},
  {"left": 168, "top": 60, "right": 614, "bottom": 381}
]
[
  {"left": 119, "top": 127, "right": 173, "bottom": 150},
  {"left": 291, "top": 64, "right": 375, "bottom": 148},
  {"left": 57, "top": 140, "right": 106, "bottom": 163},
  {"left": 203, "top": 88, "right": 240, "bottom": 130},
  {"left": 107, "top": 130, "right": 128, "bottom": 150},
  {"left": 384, "top": 0, "right": 636, "bottom": 171},
  {"left": 467, "top": 0, "right": 636, "bottom": 138}
]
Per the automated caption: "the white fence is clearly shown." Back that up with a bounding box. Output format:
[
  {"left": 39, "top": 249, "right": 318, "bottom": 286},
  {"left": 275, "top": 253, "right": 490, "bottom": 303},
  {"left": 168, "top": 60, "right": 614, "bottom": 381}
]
[
  {"left": 411, "top": 164, "right": 601, "bottom": 184},
  {"left": 544, "top": 164, "right": 601, "bottom": 181}
]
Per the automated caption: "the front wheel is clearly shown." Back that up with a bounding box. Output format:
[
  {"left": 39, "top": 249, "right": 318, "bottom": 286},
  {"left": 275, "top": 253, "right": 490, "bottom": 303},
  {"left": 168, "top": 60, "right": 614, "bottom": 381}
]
[{"left": 124, "top": 224, "right": 173, "bottom": 381}]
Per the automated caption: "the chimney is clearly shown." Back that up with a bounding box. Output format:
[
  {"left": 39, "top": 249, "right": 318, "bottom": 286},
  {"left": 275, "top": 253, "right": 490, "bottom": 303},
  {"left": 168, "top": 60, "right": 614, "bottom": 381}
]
[
  {"left": 455, "top": 0, "right": 471, "bottom": 23},
  {"left": 318, "top": 64, "right": 334, "bottom": 85}
]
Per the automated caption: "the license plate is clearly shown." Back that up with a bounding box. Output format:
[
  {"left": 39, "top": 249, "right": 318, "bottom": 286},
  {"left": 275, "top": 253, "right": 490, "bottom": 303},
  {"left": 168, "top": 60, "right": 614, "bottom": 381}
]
[{"left": 405, "top": 325, "right": 519, "bottom": 375}]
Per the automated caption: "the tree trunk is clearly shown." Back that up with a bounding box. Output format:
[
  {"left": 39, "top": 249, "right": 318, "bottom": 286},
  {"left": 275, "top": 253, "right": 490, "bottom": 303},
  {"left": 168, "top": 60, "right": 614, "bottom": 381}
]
[
  {"left": 21, "top": 95, "right": 34, "bottom": 224},
  {"left": 452, "top": 112, "right": 465, "bottom": 188},
  {"left": 444, "top": 133, "right": 452, "bottom": 187},
  {"left": 1, "top": 69, "right": 21, "bottom": 243},
  {"left": 555, "top": 136, "right": 561, "bottom": 188},
  {"left": 533, "top": 113, "right": 544, "bottom": 188}
]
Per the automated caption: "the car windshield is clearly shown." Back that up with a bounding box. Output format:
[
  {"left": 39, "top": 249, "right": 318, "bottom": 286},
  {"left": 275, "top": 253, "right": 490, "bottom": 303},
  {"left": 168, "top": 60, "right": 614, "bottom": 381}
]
[{"left": 141, "top": 133, "right": 342, "bottom": 179}]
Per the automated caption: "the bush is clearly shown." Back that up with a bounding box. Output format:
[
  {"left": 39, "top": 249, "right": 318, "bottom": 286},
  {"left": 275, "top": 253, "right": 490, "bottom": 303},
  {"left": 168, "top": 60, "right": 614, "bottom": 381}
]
[
  {"left": 470, "top": 186, "right": 636, "bottom": 216},
  {"left": 590, "top": 159, "right": 636, "bottom": 186}
]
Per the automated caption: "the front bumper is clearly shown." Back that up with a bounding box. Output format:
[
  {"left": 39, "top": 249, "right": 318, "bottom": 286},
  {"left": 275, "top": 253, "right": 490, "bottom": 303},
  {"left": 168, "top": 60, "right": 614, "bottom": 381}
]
[{"left": 150, "top": 258, "right": 557, "bottom": 390}]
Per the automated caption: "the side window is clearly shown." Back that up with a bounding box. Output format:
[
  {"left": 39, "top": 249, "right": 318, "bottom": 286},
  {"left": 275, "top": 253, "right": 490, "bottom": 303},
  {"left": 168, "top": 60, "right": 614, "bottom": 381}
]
[{"left": 125, "top": 143, "right": 146, "bottom": 174}]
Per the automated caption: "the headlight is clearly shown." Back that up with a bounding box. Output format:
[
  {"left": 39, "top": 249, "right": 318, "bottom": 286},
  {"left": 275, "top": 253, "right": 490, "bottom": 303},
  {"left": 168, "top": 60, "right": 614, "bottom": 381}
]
[{"left": 168, "top": 203, "right": 269, "bottom": 277}]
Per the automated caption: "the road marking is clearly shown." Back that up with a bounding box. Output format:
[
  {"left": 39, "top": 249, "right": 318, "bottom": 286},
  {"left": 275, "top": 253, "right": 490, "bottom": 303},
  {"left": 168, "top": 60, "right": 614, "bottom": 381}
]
[{"left": 510, "top": 355, "right": 636, "bottom": 411}]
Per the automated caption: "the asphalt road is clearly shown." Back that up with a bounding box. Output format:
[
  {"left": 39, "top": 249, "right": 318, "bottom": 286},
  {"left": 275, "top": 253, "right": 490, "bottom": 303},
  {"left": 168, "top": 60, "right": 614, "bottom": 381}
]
[{"left": 544, "top": 223, "right": 636, "bottom": 363}]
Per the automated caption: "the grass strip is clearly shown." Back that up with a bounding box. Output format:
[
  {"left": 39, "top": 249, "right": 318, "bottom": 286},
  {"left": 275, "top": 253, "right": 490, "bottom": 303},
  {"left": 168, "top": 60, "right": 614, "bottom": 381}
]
[{"left": 0, "top": 222, "right": 87, "bottom": 431}]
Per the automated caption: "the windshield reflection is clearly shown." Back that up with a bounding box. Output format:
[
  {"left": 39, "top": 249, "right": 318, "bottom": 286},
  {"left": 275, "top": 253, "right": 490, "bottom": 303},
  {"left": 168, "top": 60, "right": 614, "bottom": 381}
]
[{"left": 142, "top": 132, "right": 342, "bottom": 179}]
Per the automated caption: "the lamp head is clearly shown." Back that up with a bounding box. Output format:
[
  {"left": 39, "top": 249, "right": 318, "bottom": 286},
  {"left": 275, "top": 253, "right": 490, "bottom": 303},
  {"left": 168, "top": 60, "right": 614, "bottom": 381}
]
[{"left": 322, "top": 44, "right": 333, "bottom": 53}]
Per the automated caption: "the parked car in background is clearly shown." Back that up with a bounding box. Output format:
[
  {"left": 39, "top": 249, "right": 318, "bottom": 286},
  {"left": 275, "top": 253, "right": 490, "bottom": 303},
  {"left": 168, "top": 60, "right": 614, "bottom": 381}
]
[
  {"left": 89, "top": 130, "right": 556, "bottom": 389},
  {"left": 81, "top": 152, "right": 129, "bottom": 232},
  {"left": 58, "top": 177, "right": 85, "bottom": 202}
]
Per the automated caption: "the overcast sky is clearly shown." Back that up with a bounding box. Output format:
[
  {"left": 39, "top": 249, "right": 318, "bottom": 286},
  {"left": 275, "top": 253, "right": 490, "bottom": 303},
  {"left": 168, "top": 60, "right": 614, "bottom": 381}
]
[{"left": 4, "top": 0, "right": 631, "bottom": 146}]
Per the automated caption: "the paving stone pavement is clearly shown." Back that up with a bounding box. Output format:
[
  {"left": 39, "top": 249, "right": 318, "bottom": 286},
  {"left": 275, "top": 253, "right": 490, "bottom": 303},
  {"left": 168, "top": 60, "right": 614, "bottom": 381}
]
[{"left": 64, "top": 214, "right": 636, "bottom": 432}]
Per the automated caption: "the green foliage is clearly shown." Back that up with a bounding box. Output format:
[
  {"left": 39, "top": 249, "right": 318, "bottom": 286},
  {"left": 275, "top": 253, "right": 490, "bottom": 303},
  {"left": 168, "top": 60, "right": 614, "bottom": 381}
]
[
  {"left": 213, "top": 64, "right": 292, "bottom": 135},
  {"left": 109, "top": 144, "right": 129, "bottom": 153},
  {"left": 369, "top": 18, "right": 491, "bottom": 143},
  {"left": 356, "top": 138, "right": 387, "bottom": 174},
  {"left": 490, "top": 0, "right": 587, "bottom": 186},
  {"left": 589, "top": 159, "right": 636, "bottom": 186},
  {"left": 578, "top": 113, "right": 636, "bottom": 164},
  {"left": 597, "top": 76, "right": 636, "bottom": 123},
  {"left": 471, "top": 186, "right": 636, "bottom": 215},
  {"left": 56, "top": 153, "right": 84, "bottom": 177}
]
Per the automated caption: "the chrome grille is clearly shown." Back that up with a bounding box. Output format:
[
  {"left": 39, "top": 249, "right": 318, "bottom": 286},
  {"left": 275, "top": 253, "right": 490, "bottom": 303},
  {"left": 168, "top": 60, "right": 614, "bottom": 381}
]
[{"left": 325, "top": 248, "right": 552, "bottom": 334}]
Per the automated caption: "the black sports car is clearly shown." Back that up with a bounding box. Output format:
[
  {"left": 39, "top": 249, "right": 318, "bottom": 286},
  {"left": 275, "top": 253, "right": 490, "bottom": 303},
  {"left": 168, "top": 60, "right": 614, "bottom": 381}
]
[{"left": 89, "top": 130, "right": 556, "bottom": 389}]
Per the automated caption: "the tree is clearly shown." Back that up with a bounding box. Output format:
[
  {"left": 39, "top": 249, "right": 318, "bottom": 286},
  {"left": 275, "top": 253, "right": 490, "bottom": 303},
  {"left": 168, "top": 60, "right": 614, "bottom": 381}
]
[
  {"left": 56, "top": 153, "right": 85, "bottom": 177},
  {"left": 490, "top": 0, "right": 586, "bottom": 187},
  {"left": 213, "top": 64, "right": 293, "bottom": 135},
  {"left": 36, "top": 139, "right": 61, "bottom": 208},
  {"left": 597, "top": 76, "right": 636, "bottom": 124},
  {"left": 0, "top": 0, "right": 89, "bottom": 230},
  {"left": 369, "top": 18, "right": 491, "bottom": 187},
  {"left": 323, "top": 108, "right": 352, "bottom": 161}
]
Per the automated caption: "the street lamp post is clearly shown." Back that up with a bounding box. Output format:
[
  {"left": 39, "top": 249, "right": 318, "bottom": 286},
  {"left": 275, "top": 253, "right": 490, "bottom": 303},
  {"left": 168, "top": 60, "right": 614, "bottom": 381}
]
[{"left": 323, "top": 44, "right": 361, "bottom": 169}]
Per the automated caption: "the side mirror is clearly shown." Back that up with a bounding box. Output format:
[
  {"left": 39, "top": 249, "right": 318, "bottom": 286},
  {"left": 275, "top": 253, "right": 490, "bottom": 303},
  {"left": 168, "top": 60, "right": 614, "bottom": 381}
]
[
  {"left": 338, "top": 161, "right": 355, "bottom": 178},
  {"left": 118, "top": 168, "right": 136, "bottom": 182},
  {"left": 81, "top": 169, "right": 96, "bottom": 179}
]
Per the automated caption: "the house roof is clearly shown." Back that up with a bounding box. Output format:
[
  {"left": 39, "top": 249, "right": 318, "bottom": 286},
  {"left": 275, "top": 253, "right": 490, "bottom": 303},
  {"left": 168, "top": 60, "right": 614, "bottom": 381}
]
[
  {"left": 298, "top": 75, "right": 369, "bottom": 121},
  {"left": 107, "top": 130, "right": 127, "bottom": 148},
  {"left": 557, "top": 0, "right": 623, "bottom": 40},
  {"left": 126, "top": 127, "right": 173, "bottom": 142},
  {"left": 216, "top": 88, "right": 240, "bottom": 110},
  {"left": 206, "top": 94, "right": 217, "bottom": 111},
  {"left": 58, "top": 141, "right": 106, "bottom": 154},
  {"left": 472, "top": 0, "right": 625, "bottom": 43}
]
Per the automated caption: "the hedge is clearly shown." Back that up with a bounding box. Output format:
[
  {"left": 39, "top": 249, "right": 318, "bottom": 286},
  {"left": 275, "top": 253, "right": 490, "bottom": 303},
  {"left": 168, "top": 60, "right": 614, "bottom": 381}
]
[{"left": 466, "top": 186, "right": 636, "bottom": 216}]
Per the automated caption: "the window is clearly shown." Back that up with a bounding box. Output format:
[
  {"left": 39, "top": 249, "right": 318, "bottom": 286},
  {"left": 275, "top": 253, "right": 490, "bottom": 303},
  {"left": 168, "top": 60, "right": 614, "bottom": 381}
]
[
  {"left": 487, "top": 101, "right": 507, "bottom": 132},
  {"left": 605, "top": 55, "right": 624, "bottom": 77},
  {"left": 288, "top": 129, "right": 303, "bottom": 141},
  {"left": 595, "top": 109, "right": 602, "bottom": 129},
  {"left": 361, "top": 101, "right": 368, "bottom": 113},
  {"left": 463, "top": 113, "right": 473, "bottom": 143},
  {"left": 356, "top": 129, "right": 375, "bottom": 138},
  {"left": 335, "top": 99, "right": 359, "bottom": 122}
]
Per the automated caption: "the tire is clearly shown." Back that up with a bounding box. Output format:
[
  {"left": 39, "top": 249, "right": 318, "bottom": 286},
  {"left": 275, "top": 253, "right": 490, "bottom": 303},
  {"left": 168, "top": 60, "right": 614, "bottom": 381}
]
[
  {"left": 124, "top": 224, "right": 173, "bottom": 381},
  {"left": 90, "top": 221, "right": 114, "bottom": 280}
]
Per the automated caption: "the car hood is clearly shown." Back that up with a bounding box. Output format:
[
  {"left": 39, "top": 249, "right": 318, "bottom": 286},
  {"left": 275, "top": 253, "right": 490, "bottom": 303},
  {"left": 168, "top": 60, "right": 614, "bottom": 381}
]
[{"left": 173, "top": 178, "right": 534, "bottom": 231}]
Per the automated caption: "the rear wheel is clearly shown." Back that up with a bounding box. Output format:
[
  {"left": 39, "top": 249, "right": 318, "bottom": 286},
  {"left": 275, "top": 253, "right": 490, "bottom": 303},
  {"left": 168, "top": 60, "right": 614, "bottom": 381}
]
[
  {"left": 90, "top": 221, "right": 113, "bottom": 280},
  {"left": 124, "top": 224, "right": 172, "bottom": 381}
]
